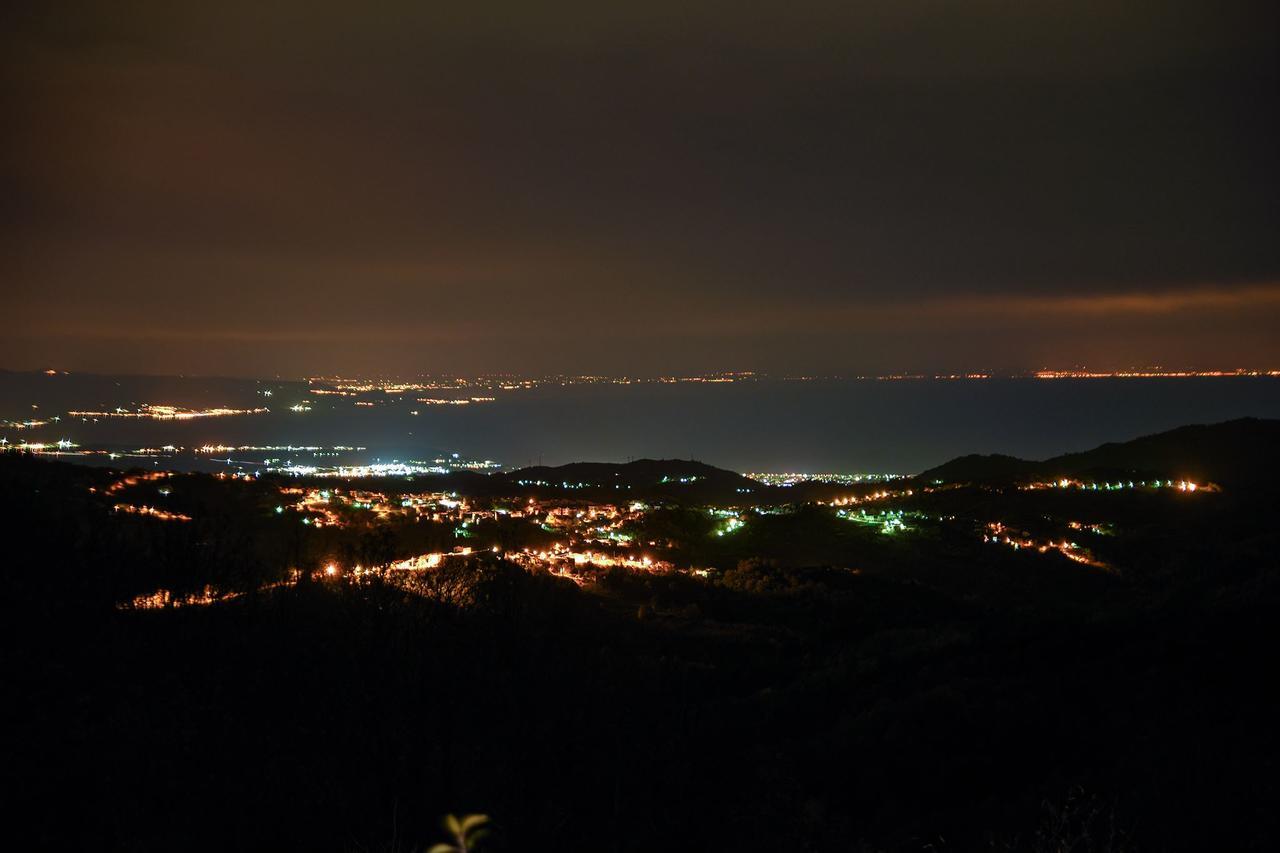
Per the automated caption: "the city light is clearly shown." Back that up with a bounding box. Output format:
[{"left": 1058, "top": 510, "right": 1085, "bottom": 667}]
[{"left": 67, "top": 404, "right": 269, "bottom": 420}]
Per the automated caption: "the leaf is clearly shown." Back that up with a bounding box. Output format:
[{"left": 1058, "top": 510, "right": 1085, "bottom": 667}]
[
  {"left": 427, "top": 845, "right": 458, "bottom": 853},
  {"left": 444, "top": 814, "right": 463, "bottom": 837},
  {"left": 460, "top": 814, "right": 490, "bottom": 834}
]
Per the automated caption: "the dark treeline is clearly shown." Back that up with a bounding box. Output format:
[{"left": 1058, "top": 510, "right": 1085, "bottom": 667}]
[{"left": 5, "top": 446, "right": 1280, "bottom": 851}]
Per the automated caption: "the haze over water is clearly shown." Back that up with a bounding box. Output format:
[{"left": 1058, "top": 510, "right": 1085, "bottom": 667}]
[{"left": 4, "top": 372, "right": 1279, "bottom": 473}]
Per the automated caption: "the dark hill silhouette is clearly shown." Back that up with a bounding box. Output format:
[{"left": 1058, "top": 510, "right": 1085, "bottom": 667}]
[
  {"left": 492, "top": 458, "right": 759, "bottom": 502},
  {"left": 298, "top": 458, "right": 768, "bottom": 503},
  {"left": 919, "top": 417, "right": 1280, "bottom": 485},
  {"left": 503, "top": 458, "right": 750, "bottom": 489},
  {"left": 914, "top": 453, "right": 1038, "bottom": 484},
  {"left": 277, "top": 459, "right": 762, "bottom": 502}
]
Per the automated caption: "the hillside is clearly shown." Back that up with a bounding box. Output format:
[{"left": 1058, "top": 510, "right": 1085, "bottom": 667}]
[
  {"left": 914, "top": 453, "right": 1037, "bottom": 484},
  {"left": 919, "top": 417, "right": 1280, "bottom": 485},
  {"left": 276, "top": 458, "right": 764, "bottom": 504},
  {"left": 7, "top": 423, "right": 1280, "bottom": 850}
]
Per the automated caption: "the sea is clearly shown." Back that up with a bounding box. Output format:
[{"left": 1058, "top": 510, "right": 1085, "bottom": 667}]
[{"left": 2, "top": 371, "right": 1279, "bottom": 475}]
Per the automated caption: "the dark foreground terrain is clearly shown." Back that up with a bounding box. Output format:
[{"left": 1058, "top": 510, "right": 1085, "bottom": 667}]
[{"left": 6, "top": 420, "right": 1280, "bottom": 851}]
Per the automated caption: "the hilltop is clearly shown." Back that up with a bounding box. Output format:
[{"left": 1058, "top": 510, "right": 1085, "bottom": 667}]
[
  {"left": 277, "top": 458, "right": 771, "bottom": 504},
  {"left": 920, "top": 417, "right": 1280, "bottom": 486},
  {"left": 494, "top": 458, "right": 757, "bottom": 499}
]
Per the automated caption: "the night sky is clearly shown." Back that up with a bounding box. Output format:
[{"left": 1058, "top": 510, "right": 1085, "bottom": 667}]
[{"left": 3, "top": 2, "right": 1278, "bottom": 377}]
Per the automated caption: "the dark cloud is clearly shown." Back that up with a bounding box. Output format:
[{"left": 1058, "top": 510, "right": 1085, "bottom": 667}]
[{"left": 3, "top": 1, "right": 1278, "bottom": 376}]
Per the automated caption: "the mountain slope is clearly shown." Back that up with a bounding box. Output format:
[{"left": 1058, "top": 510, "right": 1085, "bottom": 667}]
[{"left": 919, "top": 418, "right": 1280, "bottom": 485}]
